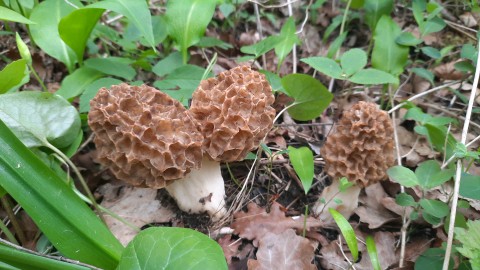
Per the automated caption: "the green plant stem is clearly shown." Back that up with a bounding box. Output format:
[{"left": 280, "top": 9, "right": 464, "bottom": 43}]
[
  {"left": 0, "top": 214, "right": 19, "bottom": 245},
  {"left": 302, "top": 205, "right": 309, "bottom": 238},
  {"left": 28, "top": 63, "right": 48, "bottom": 92},
  {"left": 1, "top": 196, "right": 25, "bottom": 245},
  {"left": 225, "top": 163, "right": 241, "bottom": 187},
  {"left": 338, "top": 0, "right": 351, "bottom": 43}
]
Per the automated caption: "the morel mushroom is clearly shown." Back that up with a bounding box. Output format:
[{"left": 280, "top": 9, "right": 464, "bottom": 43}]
[
  {"left": 313, "top": 101, "right": 395, "bottom": 223},
  {"left": 165, "top": 65, "right": 276, "bottom": 219}
]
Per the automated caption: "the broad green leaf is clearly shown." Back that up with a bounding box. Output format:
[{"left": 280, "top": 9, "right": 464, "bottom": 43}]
[
  {"left": 241, "top": 35, "right": 282, "bottom": 59},
  {"left": 287, "top": 146, "right": 314, "bottom": 194},
  {"left": 301, "top": 57, "right": 343, "bottom": 79},
  {"left": 365, "top": 235, "right": 382, "bottom": 270},
  {"left": 454, "top": 61, "right": 475, "bottom": 73},
  {"left": 152, "top": 51, "right": 184, "bottom": 77},
  {"left": 329, "top": 208, "right": 359, "bottom": 262},
  {"left": 411, "top": 67, "right": 434, "bottom": 84},
  {"left": 424, "top": 123, "right": 457, "bottom": 160},
  {"left": 165, "top": 0, "right": 219, "bottom": 63},
  {"left": 154, "top": 65, "right": 211, "bottom": 106},
  {"left": 395, "top": 193, "right": 417, "bottom": 207},
  {"left": 219, "top": 3, "right": 235, "bottom": 18},
  {"left": 30, "top": 0, "right": 79, "bottom": 72},
  {"left": 259, "top": 70, "right": 285, "bottom": 93},
  {"left": 340, "top": 48, "right": 367, "bottom": 76},
  {"left": 371, "top": 15, "right": 408, "bottom": 77},
  {"left": 419, "top": 198, "right": 449, "bottom": 218},
  {"left": 79, "top": 78, "right": 123, "bottom": 113},
  {"left": 275, "top": 17, "right": 300, "bottom": 67},
  {"left": 0, "top": 244, "right": 90, "bottom": 270},
  {"left": 396, "top": 32, "right": 423, "bottom": 46},
  {"left": 88, "top": 0, "right": 155, "bottom": 49},
  {"left": 0, "top": 120, "right": 123, "bottom": 269},
  {"left": 404, "top": 107, "right": 430, "bottom": 123},
  {"left": 59, "top": 8, "right": 104, "bottom": 66},
  {"left": 364, "top": 0, "right": 394, "bottom": 31},
  {"left": 415, "top": 248, "right": 453, "bottom": 270},
  {"left": 349, "top": 68, "right": 398, "bottom": 84},
  {"left": 425, "top": 168, "right": 454, "bottom": 189},
  {"left": 422, "top": 211, "right": 441, "bottom": 225},
  {"left": 421, "top": 46, "right": 441, "bottom": 59},
  {"left": 196, "top": 36, "right": 233, "bottom": 50},
  {"left": 420, "top": 16, "right": 446, "bottom": 37},
  {"left": 444, "top": 212, "right": 467, "bottom": 233},
  {"left": 0, "top": 92, "right": 80, "bottom": 149},
  {"left": 117, "top": 227, "right": 227, "bottom": 270},
  {"left": 0, "top": 6, "right": 36, "bottom": 24},
  {"left": 15, "top": 33, "right": 32, "bottom": 65},
  {"left": 412, "top": 0, "right": 426, "bottom": 27},
  {"left": 460, "top": 173, "right": 480, "bottom": 200},
  {"left": 415, "top": 160, "right": 440, "bottom": 189},
  {"left": 56, "top": 66, "right": 105, "bottom": 99},
  {"left": 387, "top": 166, "right": 419, "bottom": 187},
  {"left": 461, "top": 44, "right": 478, "bottom": 63},
  {"left": 454, "top": 220, "right": 480, "bottom": 268},
  {"left": 84, "top": 57, "right": 136, "bottom": 81},
  {"left": 0, "top": 59, "right": 29, "bottom": 93},
  {"left": 281, "top": 74, "right": 333, "bottom": 121}
]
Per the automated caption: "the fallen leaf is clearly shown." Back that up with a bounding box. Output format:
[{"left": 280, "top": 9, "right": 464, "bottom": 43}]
[
  {"left": 232, "top": 202, "right": 322, "bottom": 246},
  {"left": 218, "top": 234, "right": 241, "bottom": 265},
  {"left": 355, "top": 183, "right": 399, "bottom": 229},
  {"left": 247, "top": 229, "right": 316, "bottom": 270},
  {"left": 98, "top": 183, "right": 174, "bottom": 246}
]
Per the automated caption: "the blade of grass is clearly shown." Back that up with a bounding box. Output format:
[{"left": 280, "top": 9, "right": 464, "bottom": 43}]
[
  {"left": 329, "top": 208, "right": 359, "bottom": 262},
  {"left": 366, "top": 235, "right": 382, "bottom": 270}
]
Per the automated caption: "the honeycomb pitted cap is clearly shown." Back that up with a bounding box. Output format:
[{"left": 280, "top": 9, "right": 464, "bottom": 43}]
[
  {"left": 321, "top": 101, "right": 395, "bottom": 187},
  {"left": 189, "top": 66, "right": 276, "bottom": 162},
  {"left": 88, "top": 84, "right": 203, "bottom": 189}
]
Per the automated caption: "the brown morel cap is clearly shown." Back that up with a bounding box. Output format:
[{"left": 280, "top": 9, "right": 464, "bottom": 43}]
[
  {"left": 88, "top": 83, "right": 203, "bottom": 189},
  {"left": 321, "top": 101, "right": 395, "bottom": 187},
  {"left": 188, "top": 65, "right": 276, "bottom": 162}
]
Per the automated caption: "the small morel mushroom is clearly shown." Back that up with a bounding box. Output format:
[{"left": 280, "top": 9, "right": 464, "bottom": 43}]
[
  {"left": 313, "top": 101, "right": 395, "bottom": 223},
  {"left": 165, "top": 65, "right": 276, "bottom": 220}
]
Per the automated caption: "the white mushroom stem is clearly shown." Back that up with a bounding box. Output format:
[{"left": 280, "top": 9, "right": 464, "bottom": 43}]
[
  {"left": 165, "top": 157, "right": 226, "bottom": 221},
  {"left": 312, "top": 180, "right": 361, "bottom": 225}
]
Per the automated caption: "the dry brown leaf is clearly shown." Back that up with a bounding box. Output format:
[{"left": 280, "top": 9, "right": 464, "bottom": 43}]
[
  {"left": 98, "top": 183, "right": 174, "bottom": 246},
  {"left": 355, "top": 183, "right": 399, "bottom": 229},
  {"left": 247, "top": 229, "right": 316, "bottom": 270},
  {"left": 433, "top": 61, "right": 466, "bottom": 80},
  {"left": 218, "top": 234, "right": 241, "bottom": 265},
  {"left": 231, "top": 202, "right": 322, "bottom": 246}
]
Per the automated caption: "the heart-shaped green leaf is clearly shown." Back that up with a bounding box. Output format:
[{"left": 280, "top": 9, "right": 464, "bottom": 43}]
[
  {"left": 340, "top": 48, "right": 367, "bottom": 77},
  {"left": 281, "top": 74, "right": 333, "bottom": 121},
  {"left": 117, "top": 227, "right": 227, "bottom": 270},
  {"left": 301, "top": 57, "right": 343, "bottom": 79},
  {"left": 288, "top": 146, "right": 314, "bottom": 194},
  {"left": 387, "top": 165, "right": 419, "bottom": 187},
  {"left": 0, "top": 92, "right": 80, "bottom": 148}
]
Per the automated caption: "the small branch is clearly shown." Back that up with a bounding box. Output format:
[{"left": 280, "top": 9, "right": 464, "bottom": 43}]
[
  {"left": 442, "top": 41, "right": 480, "bottom": 270},
  {"left": 253, "top": 3, "right": 266, "bottom": 69},
  {"left": 286, "top": 0, "right": 297, "bottom": 74},
  {"left": 247, "top": 0, "right": 299, "bottom": 8}
]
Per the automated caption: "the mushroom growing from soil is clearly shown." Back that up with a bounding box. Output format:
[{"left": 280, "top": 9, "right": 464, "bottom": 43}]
[
  {"left": 313, "top": 101, "right": 395, "bottom": 223},
  {"left": 165, "top": 65, "right": 276, "bottom": 220}
]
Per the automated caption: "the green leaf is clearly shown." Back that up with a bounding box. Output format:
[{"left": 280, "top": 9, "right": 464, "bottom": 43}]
[
  {"left": 422, "top": 211, "right": 441, "bottom": 225},
  {"left": 58, "top": 8, "right": 104, "bottom": 66},
  {"left": 241, "top": 35, "right": 282, "bottom": 59},
  {"left": 329, "top": 208, "right": 359, "bottom": 262},
  {"left": 117, "top": 227, "right": 227, "bottom": 270},
  {"left": 415, "top": 160, "right": 440, "bottom": 189},
  {"left": 326, "top": 31, "right": 348, "bottom": 58},
  {"left": 459, "top": 173, "right": 480, "bottom": 200},
  {"left": 287, "top": 146, "right": 314, "bottom": 194},
  {"left": 420, "top": 16, "right": 446, "bottom": 37},
  {"left": 0, "top": 120, "right": 123, "bottom": 269},
  {"left": 56, "top": 66, "right": 105, "bottom": 99},
  {"left": 454, "top": 61, "right": 475, "bottom": 73},
  {"left": 396, "top": 31, "right": 423, "bottom": 46},
  {"left": 364, "top": 0, "right": 394, "bottom": 31},
  {"left": 366, "top": 235, "right": 382, "bottom": 270},
  {"left": 84, "top": 57, "right": 136, "bottom": 81},
  {"left": 404, "top": 107, "right": 430, "bottom": 123},
  {"left": 301, "top": 57, "right": 343, "bottom": 79},
  {"left": 219, "top": 3, "right": 235, "bottom": 17},
  {"left": 421, "top": 46, "right": 441, "bottom": 59},
  {"left": 15, "top": 33, "right": 32, "bottom": 65},
  {"left": 387, "top": 166, "right": 419, "bottom": 187},
  {"left": 415, "top": 248, "right": 453, "bottom": 270},
  {"left": 426, "top": 168, "right": 454, "bottom": 189},
  {"left": 196, "top": 36, "right": 233, "bottom": 50},
  {"left": 152, "top": 51, "right": 184, "bottom": 77},
  {"left": 419, "top": 198, "right": 449, "bottom": 218},
  {"left": 444, "top": 211, "right": 467, "bottom": 233},
  {"left": 460, "top": 43, "right": 478, "bottom": 63},
  {"left": 0, "top": 59, "right": 29, "bottom": 94},
  {"left": 339, "top": 177, "right": 355, "bottom": 192},
  {"left": 0, "top": 6, "right": 36, "bottom": 24},
  {"left": 281, "top": 74, "right": 333, "bottom": 121},
  {"left": 454, "top": 142, "right": 468, "bottom": 158},
  {"left": 340, "top": 48, "right": 367, "bottom": 76},
  {"left": 371, "top": 15, "right": 409, "bottom": 77},
  {"left": 0, "top": 244, "right": 90, "bottom": 270},
  {"left": 275, "top": 17, "right": 300, "bottom": 67},
  {"left": 154, "top": 65, "right": 211, "bottom": 106},
  {"left": 411, "top": 67, "right": 434, "bottom": 84},
  {"left": 395, "top": 193, "right": 417, "bottom": 207},
  {"left": 165, "top": 0, "right": 219, "bottom": 63},
  {"left": 0, "top": 92, "right": 80, "bottom": 149},
  {"left": 424, "top": 123, "right": 457, "bottom": 160},
  {"left": 88, "top": 0, "right": 155, "bottom": 49},
  {"left": 349, "top": 68, "right": 399, "bottom": 84},
  {"left": 259, "top": 70, "right": 285, "bottom": 93},
  {"left": 29, "top": 0, "right": 79, "bottom": 72},
  {"left": 454, "top": 220, "right": 480, "bottom": 268},
  {"left": 79, "top": 78, "right": 123, "bottom": 113}
]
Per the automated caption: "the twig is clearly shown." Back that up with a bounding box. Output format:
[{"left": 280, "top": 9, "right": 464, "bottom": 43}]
[
  {"left": 247, "top": 0, "right": 299, "bottom": 9},
  {"left": 286, "top": 0, "right": 297, "bottom": 73},
  {"left": 253, "top": 3, "right": 266, "bottom": 69},
  {"left": 296, "top": 0, "right": 314, "bottom": 35},
  {"left": 442, "top": 41, "right": 480, "bottom": 270}
]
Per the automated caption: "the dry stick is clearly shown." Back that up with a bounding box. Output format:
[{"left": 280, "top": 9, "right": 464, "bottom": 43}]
[
  {"left": 253, "top": 3, "right": 266, "bottom": 69},
  {"left": 247, "top": 0, "right": 299, "bottom": 8},
  {"left": 442, "top": 43, "right": 480, "bottom": 270},
  {"left": 286, "top": 0, "right": 297, "bottom": 74}
]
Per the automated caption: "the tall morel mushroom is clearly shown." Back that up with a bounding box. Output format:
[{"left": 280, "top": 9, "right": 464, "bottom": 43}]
[
  {"left": 165, "top": 65, "right": 276, "bottom": 220},
  {"left": 313, "top": 101, "right": 395, "bottom": 223}
]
